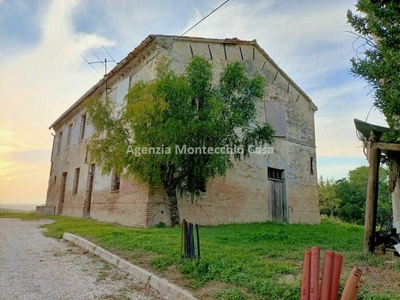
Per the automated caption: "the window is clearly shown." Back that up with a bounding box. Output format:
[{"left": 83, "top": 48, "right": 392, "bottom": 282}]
[
  {"left": 51, "top": 135, "right": 56, "bottom": 157},
  {"left": 265, "top": 101, "right": 288, "bottom": 137},
  {"left": 268, "top": 167, "right": 284, "bottom": 180},
  {"left": 57, "top": 131, "right": 63, "bottom": 153},
  {"left": 79, "top": 114, "right": 86, "bottom": 140},
  {"left": 310, "top": 156, "right": 314, "bottom": 175},
  {"left": 73, "top": 168, "right": 80, "bottom": 195},
  {"left": 66, "top": 123, "right": 73, "bottom": 147},
  {"left": 111, "top": 171, "right": 120, "bottom": 191}
]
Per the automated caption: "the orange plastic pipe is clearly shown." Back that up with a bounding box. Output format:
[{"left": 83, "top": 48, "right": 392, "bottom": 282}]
[
  {"left": 351, "top": 286, "right": 359, "bottom": 300},
  {"left": 320, "top": 250, "right": 334, "bottom": 299},
  {"left": 310, "top": 246, "right": 320, "bottom": 300},
  {"left": 301, "top": 250, "right": 311, "bottom": 300},
  {"left": 340, "top": 267, "right": 362, "bottom": 300},
  {"left": 329, "top": 253, "right": 343, "bottom": 300}
]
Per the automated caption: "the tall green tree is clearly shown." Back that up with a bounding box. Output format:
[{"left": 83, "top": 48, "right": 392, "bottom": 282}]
[
  {"left": 336, "top": 166, "right": 390, "bottom": 224},
  {"left": 318, "top": 176, "right": 340, "bottom": 217},
  {"left": 87, "top": 57, "right": 274, "bottom": 225},
  {"left": 347, "top": 1, "right": 400, "bottom": 207}
]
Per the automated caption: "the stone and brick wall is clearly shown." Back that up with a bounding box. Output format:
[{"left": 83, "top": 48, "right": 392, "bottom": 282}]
[{"left": 45, "top": 35, "right": 320, "bottom": 227}]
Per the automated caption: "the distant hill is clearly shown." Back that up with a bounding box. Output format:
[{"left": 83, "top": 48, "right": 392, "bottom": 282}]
[{"left": 0, "top": 204, "right": 37, "bottom": 212}]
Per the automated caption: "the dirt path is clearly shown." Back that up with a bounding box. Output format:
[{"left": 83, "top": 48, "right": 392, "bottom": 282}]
[{"left": 0, "top": 218, "right": 166, "bottom": 300}]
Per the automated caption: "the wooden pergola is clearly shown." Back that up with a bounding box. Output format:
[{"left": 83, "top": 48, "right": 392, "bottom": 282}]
[{"left": 354, "top": 118, "right": 400, "bottom": 253}]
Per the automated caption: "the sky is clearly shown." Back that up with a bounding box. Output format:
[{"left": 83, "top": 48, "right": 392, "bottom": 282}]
[{"left": 0, "top": 0, "right": 387, "bottom": 206}]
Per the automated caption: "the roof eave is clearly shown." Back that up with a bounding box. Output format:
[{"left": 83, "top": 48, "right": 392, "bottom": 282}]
[{"left": 49, "top": 35, "right": 158, "bottom": 130}]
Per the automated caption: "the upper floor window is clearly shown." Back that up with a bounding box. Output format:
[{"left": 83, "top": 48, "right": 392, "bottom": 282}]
[
  {"left": 268, "top": 167, "right": 284, "bottom": 181},
  {"left": 57, "top": 131, "right": 63, "bottom": 153},
  {"left": 265, "top": 101, "right": 288, "bottom": 137},
  {"left": 80, "top": 114, "right": 87, "bottom": 141},
  {"left": 66, "top": 123, "right": 73, "bottom": 147}
]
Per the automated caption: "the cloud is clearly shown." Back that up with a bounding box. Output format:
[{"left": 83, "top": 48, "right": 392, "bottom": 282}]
[
  {"left": 0, "top": 0, "right": 114, "bottom": 204},
  {"left": 180, "top": 0, "right": 361, "bottom": 87}
]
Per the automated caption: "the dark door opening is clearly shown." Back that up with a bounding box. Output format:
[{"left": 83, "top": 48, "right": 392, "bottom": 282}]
[
  {"left": 268, "top": 167, "right": 288, "bottom": 222},
  {"left": 58, "top": 172, "right": 67, "bottom": 215},
  {"left": 83, "top": 164, "right": 95, "bottom": 217}
]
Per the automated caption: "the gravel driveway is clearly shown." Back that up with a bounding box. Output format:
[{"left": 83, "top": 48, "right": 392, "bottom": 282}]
[{"left": 0, "top": 218, "right": 166, "bottom": 300}]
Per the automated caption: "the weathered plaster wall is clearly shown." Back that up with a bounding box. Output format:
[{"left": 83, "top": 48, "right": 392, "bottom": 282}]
[{"left": 46, "top": 41, "right": 160, "bottom": 226}]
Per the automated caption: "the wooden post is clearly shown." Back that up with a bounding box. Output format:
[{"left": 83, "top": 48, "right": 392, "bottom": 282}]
[{"left": 364, "top": 140, "right": 381, "bottom": 253}]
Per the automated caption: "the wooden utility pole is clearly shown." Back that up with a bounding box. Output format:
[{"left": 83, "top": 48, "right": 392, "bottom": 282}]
[{"left": 364, "top": 138, "right": 381, "bottom": 253}]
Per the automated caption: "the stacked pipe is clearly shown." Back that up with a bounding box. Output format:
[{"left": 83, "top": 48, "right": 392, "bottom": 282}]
[{"left": 301, "top": 246, "right": 362, "bottom": 300}]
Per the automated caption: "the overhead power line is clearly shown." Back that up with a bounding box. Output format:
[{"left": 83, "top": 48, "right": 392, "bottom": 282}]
[
  {"left": 181, "top": 0, "right": 230, "bottom": 36},
  {"left": 78, "top": 0, "right": 230, "bottom": 76}
]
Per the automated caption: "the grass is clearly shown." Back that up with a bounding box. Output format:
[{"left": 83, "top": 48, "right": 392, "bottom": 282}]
[{"left": 2, "top": 210, "right": 399, "bottom": 299}]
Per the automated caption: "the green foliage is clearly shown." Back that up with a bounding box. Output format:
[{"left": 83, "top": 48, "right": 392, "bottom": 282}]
[
  {"left": 318, "top": 166, "right": 391, "bottom": 225},
  {"left": 86, "top": 56, "right": 274, "bottom": 224},
  {"left": 154, "top": 221, "right": 166, "bottom": 228},
  {"left": 214, "top": 288, "right": 247, "bottom": 300},
  {"left": 318, "top": 176, "right": 340, "bottom": 217},
  {"left": 150, "top": 255, "right": 176, "bottom": 271},
  {"left": 0, "top": 211, "right": 58, "bottom": 221},
  {"left": 347, "top": 0, "right": 400, "bottom": 138},
  {"left": 336, "top": 166, "right": 390, "bottom": 224},
  {"left": 317, "top": 166, "right": 391, "bottom": 224}
]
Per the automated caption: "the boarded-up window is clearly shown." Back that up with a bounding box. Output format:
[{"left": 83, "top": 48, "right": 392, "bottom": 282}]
[
  {"left": 79, "top": 114, "right": 86, "bottom": 141},
  {"left": 265, "top": 101, "right": 288, "bottom": 137},
  {"left": 73, "top": 168, "right": 80, "bottom": 195}
]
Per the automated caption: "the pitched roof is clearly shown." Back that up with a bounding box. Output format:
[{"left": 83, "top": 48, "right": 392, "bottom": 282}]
[{"left": 49, "top": 34, "right": 315, "bottom": 129}]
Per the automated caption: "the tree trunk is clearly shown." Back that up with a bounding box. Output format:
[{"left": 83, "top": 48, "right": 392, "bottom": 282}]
[{"left": 165, "top": 187, "right": 180, "bottom": 225}]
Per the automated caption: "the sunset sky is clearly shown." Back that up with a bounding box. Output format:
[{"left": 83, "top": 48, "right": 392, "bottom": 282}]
[{"left": 0, "top": 0, "right": 387, "bottom": 206}]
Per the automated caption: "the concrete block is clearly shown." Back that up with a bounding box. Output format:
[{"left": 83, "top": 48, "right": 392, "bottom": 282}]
[
  {"left": 63, "top": 232, "right": 78, "bottom": 243},
  {"left": 149, "top": 274, "right": 197, "bottom": 300},
  {"left": 94, "top": 246, "right": 120, "bottom": 266},
  {"left": 117, "top": 259, "right": 153, "bottom": 283},
  {"left": 36, "top": 205, "right": 55, "bottom": 215},
  {"left": 75, "top": 237, "right": 97, "bottom": 253}
]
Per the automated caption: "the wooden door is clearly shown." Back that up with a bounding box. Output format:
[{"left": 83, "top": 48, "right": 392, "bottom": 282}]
[
  {"left": 83, "top": 164, "right": 95, "bottom": 217},
  {"left": 58, "top": 172, "right": 67, "bottom": 215},
  {"left": 268, "top": 167, "right": 288, "bottom": 223}
]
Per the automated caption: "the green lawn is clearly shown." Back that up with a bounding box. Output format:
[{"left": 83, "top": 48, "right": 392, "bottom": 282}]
[{"left": 1, "top": 210, "right": 399, "bottom": 300}]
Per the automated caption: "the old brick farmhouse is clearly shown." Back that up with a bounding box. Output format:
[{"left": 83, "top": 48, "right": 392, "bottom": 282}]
[{"left": 41, "top": 35, "right": 320, "bottom": 227}]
